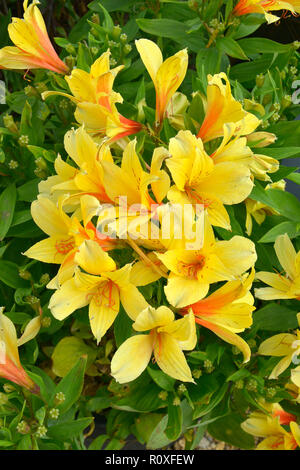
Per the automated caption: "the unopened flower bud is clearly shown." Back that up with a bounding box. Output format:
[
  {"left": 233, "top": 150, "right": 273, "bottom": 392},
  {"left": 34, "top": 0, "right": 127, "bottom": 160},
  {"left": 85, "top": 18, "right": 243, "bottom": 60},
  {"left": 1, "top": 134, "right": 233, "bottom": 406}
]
[
  {"left": 112, "top": 25, "right": 122, "bottom": 40},
  {"left": 158, "top": 391, "right": 168, "bottom": 401},
  {"left": 293, "top": 40, "right": 300, "bottom": 50},
  {"left": 91, "top": 47, "right": 99, "bottom": 56},
  {"left": 34, "top": 168, "right": 47, "bottom": 179},
  {"left": 173, "top": 396, "right": 181, "bottom": 406},
  {"left": 120, "top": 33, "right": 127, "bottom": 43},
  {"left": 262, "top": 93, "right": 272, "bottom": 106},
  {"left": 39, "top": 273, "right": 50, "bottom": 285},
  {"left": 3, "top": 383, "right": 15, "bottom": 393},
  {"left": 232, "top": 18, "right": 240, "bottom": 27},
  {"left": 24, "top": 85, "right": 38, "bottom": 97},
  {"left": 234, "top": 380, "right": 244, "bottom": 390},
  {"left": 209, "top": 18, "right": 218, "bottom": 29},
  {"left": 18, "top": 135, "right": 29, "bottom": 146},
  {"left": 192, "top": 369, "right": 202, "bottom": 379},
  {"left": 232, "top": 346, "right": 240, "bottom": 355},
  {"left": 91, "top": 13, "right": 100, "bottom": 24},
  {"left": 19, "top": 269, "right": 31, "bottom": 280},
  {"left": 17, "top": 420, "right": 31, "bottom": 435},
  {"left": 272, "top": 102, "right": 280, "bottom": 112},
  {"left": 25, "top": 295, "right": 39, "bottom": 306},
  {"left": 247, "top": 132, "right": 277, "bottom": 148},
  {"left": 178, "top": 384, "right": 187, "bottom": 394},
  {"left": 49, "top": 408, "right": 59, "bottom": 419},
  {"left": 0, "top": 392, "right": 9, "bottom": 406},
  {"left": 248, "top": 339, "right": 257, "bottom": 349},
  {"left": 55, "top": 392, "right": 66, "bottom": 405},
  {"left": 8, "top": 160, "right": 19, "bottom": 169},
  {"left": 65, "top": 56, "right": 76, "bottom": 70},
  {"left": 271, "top": 112, "right": 280, "bottom": 123},
  {"left": 35, "top": 425, "right": 47, "bottom": 438},
  {"left": 246, "top": 378, "right": 257, "bottom": 392},
  {"left": 35, "top": 82, "right": 48, "bottom": 94},
  {"left": 188, "top": 0, "right": 199, "bottom": 11},
  {"left": 35, "top": 157, "right": 48, "bottom": 171},
  {"left": 65, "top": 44, "right": 75, "bottom": 55},
  {"left": 41, "top": 317, "right": 51, "bottom": 328},
  {"left": 256, "top": 74, "right": 265, "bottom": 88},
  {"left": 290, "top": 66, "right": 297, "bottom": 76},
  {"left": 109, "top": 58, "right": 117, "bottom": 67},
  {"left": 204, "top": 359, "right": 214, "bottom": 373},
  {"left": 281, "top": 94, "right": 292, "bottom": 110},
  {"left": 260, "top": 120, "right": 270, "bottom": 129},
  {"left": 266, "top": 387, "right": 277, "bottom": 398},
  {"left": 124, "top": 44, "right": 132, "bottom": 55},
  {"left": 3, "top": 114, "right": 18, "bottom": 133}
]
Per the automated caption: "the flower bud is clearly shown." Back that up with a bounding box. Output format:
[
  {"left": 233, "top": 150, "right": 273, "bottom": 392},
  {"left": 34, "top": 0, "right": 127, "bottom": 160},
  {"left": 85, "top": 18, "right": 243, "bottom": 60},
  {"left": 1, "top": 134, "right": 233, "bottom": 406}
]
[
  {"left": 65, "top": 44, "right": 75, "bottom": 55},
  {"left": 54, "top": 391, "right": 66, "bottom": 405},
  {"left": 35, "top": 425, "right": 47, "bottom": 438},
  {"left": 124, "top": 44, "right": 132, "bottom": 55},
  {"left": 188, "top": 0, "right": 199, "bottom": 11},
  {"left": 3, "top": 115, "right": 18, "bottom": 133},
  {"left": 112, "top": 25, "right": 122, "bottom": 40},
  {"left": 35, "top": 157, "right": 48, "bottom": 171},
  {"left": 19, "top": 270, "right": 31, "bottom": 281},
  {"left": 91, "top": 13, "right": 100, "bottom": 24},
  {"left": 18, "top": 135, "right": 29, "bottom": 146},
  {"left": 8, "top": 160, "right": 19, "bottom": 170},
  {"left": 192, "top": 369, "right": 202, "bottom": 379},
  {"left": 173, "top": 396, "right": 181, "bottom": 406},
  {"left": 49, "top": 408, "right": 59, "bottom": 419},
  {"left": 17, "top": 420, "right": 31, "bottom": 435},
  {"left": 247, "top": 132, "right": 277, "bottom": 148},
  {"left": 158, "top": 391, "right": 168, "bottom": 401},
  {"left": 281, "top": 94, "right": 292, "bottom": 111},
  {"left": 65, "top": 56, "right": 76, "bottom": 70},
  {"left": 0, "top": 392, "right": 9, "bottom": 405},
  {"left": 120, "top": 33, "right": 127, "bottom": 43},
  {"left": 246, "top": 378, "right": 257, "bottom": 392},
  {"left": 3, "top": 383, "right": 15, "bottom": 393},
  {"left": 41, "top": 317, "right": 51, "bottom": 328},
  {"left": 256, "top": 74, "right": 265, "bottom": 88}
]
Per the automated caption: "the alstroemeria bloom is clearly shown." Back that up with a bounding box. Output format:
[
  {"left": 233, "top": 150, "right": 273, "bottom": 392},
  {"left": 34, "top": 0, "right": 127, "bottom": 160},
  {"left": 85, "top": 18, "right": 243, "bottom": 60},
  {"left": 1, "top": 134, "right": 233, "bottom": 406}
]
[
  {"left": 211, "top": 124, "right": 279, "bottom": 182},
  {"left": 111, "top": 306, "right": 196, "bottom": 383},
  {"left": 258, "top": 314, "right": 300, "bottom": 379},
  {"left": 49, "top": 240, "right": 148, "bottom": 343},
  {"left": 166, "top": 130, "right": 253, "bottom": 230},
  {"left": 99, "top": 139, "right": 170, "bottom": 249},
  {"left": 39, "top": 127, "right": 113, "bottom": 206},
  {"left": 0, "top": 1, "right": 69, "bottom": 74},
  {"left": 241, "top": 402, "right": 300, "bottom": 450},
  {"left": 255, "top": 233, "right": 300, "bottom": 300},
  {"left": 24, "top": 194, "right": 116, "bottom": 288},
  {"left": 156, "top": 215, "right": 257, "bottom": 308},
  {"left": 42, "top": 51, "right": 141, "bottom": 141},
  {"left": 181, "top": 269, "right": 255, "bottom": 362},
  {"left": 196, "top": 73, "right": 260, "bottom": 142},
  {"left": 233, "top": 0, "right": 300, "bottom": 24},
  {"left": 0, "top": 310, "right": 38, "bottom": 393},
  {"left": 135, "top": 39, "right": 188, "bottom": 124}
]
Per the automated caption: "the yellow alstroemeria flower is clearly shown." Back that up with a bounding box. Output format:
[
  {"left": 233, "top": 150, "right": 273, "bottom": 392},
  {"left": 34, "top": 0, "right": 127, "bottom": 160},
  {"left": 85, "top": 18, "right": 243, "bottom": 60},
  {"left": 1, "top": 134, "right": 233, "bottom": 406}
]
[
  {"left": 211, "top": 124, "right": 279, "bottom": 182},
  {"left": 255, "top": 233, "right": 300, "bottom": 300},
  {"left": 156, "top": 215, "right": 257, "bottom": 308},
  {"left": 39, "top": 126, "right": 114, "bottom": 206},
  {"left": 135, "top": 39, "right": 188, "bottom": 125},
  {"left": 233, "top": 0, "right": 300, "bottom": 24},
  {"left": 0, "top": 1, "right": 69, "bottom": 74},
  {"left": 245, "top": 180, "right": 286, "bottom": 236},
  {"left": 181, "top": 269, "right": 255, "bottom": 362},
  {"left": 111, "top": 306, "right": 196, "bottom": 383},
  {"left": 258, "top": 314, "right": 300, "bottom": 379},
  {"left": 0, "top": 309, "right": 39, "bottom": 393},
  {"left": 42, "top": 51, "right": 142, "bottom": 141},
  {"left": 99, "top": 138, "right": 170, "bottom": 248},
  {"left": 49, "top": 240, "right": 148, "bottom": 343},
  {"left": 24, "top": 194, "right": 116, "bottom": 288},
  {"left": 196, "top": 73, "right": 260, "bottom": 142},
  {"left": 241, "top": 402, "right": 300, "bottom": 450},
  {"left": 166, "top": 130, "right": 253, "bottom": 230}
]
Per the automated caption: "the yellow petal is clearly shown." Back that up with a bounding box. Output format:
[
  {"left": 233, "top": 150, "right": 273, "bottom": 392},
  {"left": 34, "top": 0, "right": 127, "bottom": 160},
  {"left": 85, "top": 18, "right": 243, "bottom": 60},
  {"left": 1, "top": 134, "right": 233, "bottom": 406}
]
[
  {"left": 23, "top": 236, "right": 74, "bottom": 264},
  {"left": 75, "top": 240, "right": 116, "bottom": 275},
  {"left": 49, "top": 278, "right": 90, "bottom": 320},
  {"left": 90, "top": 50, "right": 110, "bottom": 77},
  {"left": 119, "top": 284, "right": 149, "bottom": 321},
  {"left": 158, "top": 311, "right": 197, "bottom": 351},
  {"left": 135, "top": 39, "right": 163, "bottom": 84},
  {"left": 154, "top": 333, "right": 194, "bottom": 382},
  {"left": 89, "top": 282, "right": 120, "bottom": 344},
  {"left": 254, "top": 286, "right": 294, "bottom": 301},
  {"left": 17, "top": 316, "right": 41, "bottom": 347},
  {"left": 133, "top": 305, "right": 174, "bottom": 332},
  {"left": 214, "top": 236, "right": 257, "bottom": 278},
  {"left": 111, "top": 334, "right": 153, "bottom": 383},
  {"left": 258, "top": 333, "right": 296, "bottom": 356},
  {"left": 31, "top": 197, "right": 69, "bottom": 236},
  {"left": 290, "top": 422, "right": 300, "bottom": 447},
  {"left": 291, "top": 365, "right": 300, "bottom": 388},
  {"left": 0, "top": 312, "right": 20, "bottom": 367},
  {"left": 164, "top": 273, "right": 209, "bottom": 308},
  {"left": 269, "top": 355, "right": 293, "bottom": 380},
  {"left": 274, "top": 233, "right": 297, "bottom": 280}
]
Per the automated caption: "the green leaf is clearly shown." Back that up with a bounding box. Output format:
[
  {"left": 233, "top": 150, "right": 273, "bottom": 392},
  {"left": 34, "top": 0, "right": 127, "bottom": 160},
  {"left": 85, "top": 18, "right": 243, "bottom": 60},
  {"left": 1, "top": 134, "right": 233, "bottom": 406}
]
[
  {"left": 51, "top": 336, "right": 96, "bottom": 377},
  {"left": 230, "top": 54, "right": 275, "bottom": 82},
  {"left": 147, "top": 366, "right": 176, "bottom": 391},
  {"left": 17, "top": 179, "right": 39, "bottom": 202},
  {"left": 51, "top": 356, "right": 87, "bottom": 414},
  {"left": 146, "top": 415, "right": 171, "bottom": 449},
  {"left": 233, "top": 14, "right": 265, "bottom": 39},
  {"left": 208, "top": 413, "right": 255, "bottom": 449},
  {"left": 0, "top": 260, "right": 30, "bottom": 289},
  {"left": 134, "top": 413, "right": 163, "bottom": 444},
  {"left": 0, "top": 184, "right": 17, "bottom": 240},
  {"left": 136, "top": 18, "right": 205, "bottom": 52},
  {"left": 238, "top": 38, "right": 291, "bottom": 55},
  {"left": 113, "top": 306, "right": 133, "bottom": 347},
  {"left": 252, "top": 303, "right": 299, "bottom": 331},
  {"left": 216, "top": 37, "right": 249, "bottom": 60},
  {"left": 165, "top": 397, "right": 183, "bottom": 441},
  {"left": 250, "top": 183, "right": 300, "bottom": 222},
  {"left": 259, "top": 221, "right": 300, "bottom": 243},
  {"left": 258, "top": 147, "right": 300, "bottom": 160},
  {"left": 193, "top": 383, "right": 228, "bottom": 419},
  {"left": 88, "top": 434, "right": 109, "bottom": 450},
  {"left": 47, "top": 417, "right": 93, "bottom": 441}
]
